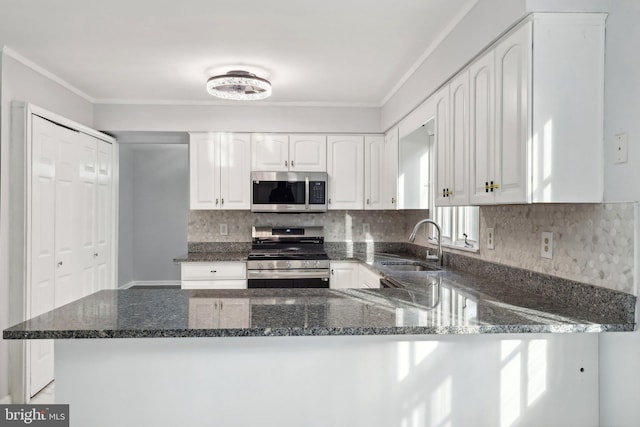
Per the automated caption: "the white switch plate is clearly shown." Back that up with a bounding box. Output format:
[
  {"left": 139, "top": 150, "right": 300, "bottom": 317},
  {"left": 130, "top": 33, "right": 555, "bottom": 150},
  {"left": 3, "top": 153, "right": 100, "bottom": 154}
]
[
  {"left": 220, "top": 224, "right": 228, "bottom": 236},
  {"left": 486, "top": 228, "right": 495, "bottom": 250},
  {"left": 614, "top": 133, "right": 628, "bottom": 164},
  {"left": 541, "top": 231, "right": 553, "bottom": 259},
  {"left": 362, "top": 223, "right": 370, "bottom": 234}
]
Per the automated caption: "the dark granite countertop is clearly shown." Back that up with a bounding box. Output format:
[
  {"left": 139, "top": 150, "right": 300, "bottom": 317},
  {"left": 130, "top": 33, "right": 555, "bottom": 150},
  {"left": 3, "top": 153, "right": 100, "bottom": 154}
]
[
  {"left": 4, "top": 258, "right": 634, "bottom": 339},
  {"left": 173, "top": 251, "right": 250, "bottom": 262}
]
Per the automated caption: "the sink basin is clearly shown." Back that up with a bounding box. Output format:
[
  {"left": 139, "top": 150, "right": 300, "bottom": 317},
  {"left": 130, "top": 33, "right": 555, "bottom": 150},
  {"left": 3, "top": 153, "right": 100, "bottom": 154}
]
[{"left": 380, "top": 262, "right": 441, "bottom": 272}]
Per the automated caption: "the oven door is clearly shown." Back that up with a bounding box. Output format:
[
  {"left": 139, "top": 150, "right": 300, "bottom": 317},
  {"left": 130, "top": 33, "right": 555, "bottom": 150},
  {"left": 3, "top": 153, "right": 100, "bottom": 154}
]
[{"left": 247, "top": 269, "right": 330, "bottom": 288}]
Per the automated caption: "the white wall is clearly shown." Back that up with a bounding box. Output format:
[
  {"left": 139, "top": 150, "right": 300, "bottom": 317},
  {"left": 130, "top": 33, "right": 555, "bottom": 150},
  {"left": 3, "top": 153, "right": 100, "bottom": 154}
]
[
  {"left": 94, "top": 103, "right": 381, "bottom": 134},
  {"left": 0, "top": 51, "right": 94, "bottom": 402},
  {"left": 381, "top": 0, "right": 528, "bottom": 131},
  {"left": 118, "top": 144, "right": 188, "bottom": 286}
]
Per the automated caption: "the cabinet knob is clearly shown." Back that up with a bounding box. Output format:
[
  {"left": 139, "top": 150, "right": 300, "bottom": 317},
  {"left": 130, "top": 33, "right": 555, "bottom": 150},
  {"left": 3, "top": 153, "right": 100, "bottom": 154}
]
[
  {"left": 57, "top": 261, "right": 63, "bottom": 267},
  {"left": 329, "top": 198, "right": 332, "bottom": 204},
  {"left": 215, "top": 198, "right": 219, "bottom": 205},
  {"left": 210, "top": 270, "right": 217, "bottom": 273},
  {"left": 291, "top": 160, "right": 294, "bottom": 167},
  {"left": 221, "top": 198, "right": 224, "bottom": 205},
  {"left": 285, "top": 160, "right": 288, "bottom": 167},
  {"left": 94, "top": 252, "right": 99, "bottom": 257},
  {"left": 391, "top": 197, "right": 395, "bottom": 204},
  {"left": 366, "top": 198, "right": 370, "bottom": 205},
  {"left": 331, "top": 269, "right": 334, "bottom": 275}
]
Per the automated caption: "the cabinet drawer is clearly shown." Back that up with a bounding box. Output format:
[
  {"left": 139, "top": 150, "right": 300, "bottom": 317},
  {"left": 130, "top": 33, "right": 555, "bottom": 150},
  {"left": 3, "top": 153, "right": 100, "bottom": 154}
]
[
  {"left": 181, "top": 262, "right": 247, "bottom": 281},
  {"left": 181, "top": 280, "right": 247, "bottom": 290}
]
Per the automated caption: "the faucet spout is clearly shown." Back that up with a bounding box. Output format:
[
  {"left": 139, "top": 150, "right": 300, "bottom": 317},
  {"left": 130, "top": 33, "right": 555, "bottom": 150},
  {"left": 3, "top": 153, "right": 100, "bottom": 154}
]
[{"left": 408, "top": 219, "right": 443, "bottom": 266}]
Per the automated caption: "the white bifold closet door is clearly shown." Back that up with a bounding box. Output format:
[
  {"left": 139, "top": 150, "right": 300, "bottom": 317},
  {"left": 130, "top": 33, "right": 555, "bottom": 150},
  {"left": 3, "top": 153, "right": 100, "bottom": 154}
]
[{"left": 29, "top": 116, "right": 113, "bottom": 397}]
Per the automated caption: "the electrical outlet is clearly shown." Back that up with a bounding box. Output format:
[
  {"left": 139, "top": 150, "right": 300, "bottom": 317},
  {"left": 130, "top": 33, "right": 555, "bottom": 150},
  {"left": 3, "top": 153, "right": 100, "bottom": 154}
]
[
  {"left": 220, "top": 223, "right": 228, "bottom": 236},
  {"left": 362, "top": 223, "right": 370, "bottom": 234},
  {"left": 541, "top": 232, "right": 553, "bottom": 259},
  {"left": 614, "top": 133, "right": 628, "bottom": 164},
  {"left": 486, "top": 228, "right": 495, "bottom": 250}
]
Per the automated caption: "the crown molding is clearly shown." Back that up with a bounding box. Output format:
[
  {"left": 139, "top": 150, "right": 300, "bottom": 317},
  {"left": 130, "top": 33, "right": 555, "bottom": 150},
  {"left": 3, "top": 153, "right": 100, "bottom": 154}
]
[{"left": 2, "top": 46, "right": 95, "bottom": 103}]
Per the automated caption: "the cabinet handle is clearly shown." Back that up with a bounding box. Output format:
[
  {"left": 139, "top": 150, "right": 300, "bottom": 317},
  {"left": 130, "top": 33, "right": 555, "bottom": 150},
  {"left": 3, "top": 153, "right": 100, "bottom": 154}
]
[
  {"left": 291, "top": 160, "right": 294, "bottom": 167},
  {"left": 366, "top": 198, "right": 370, "bottom": 205},
  {"left": 329, "top": 198, "right": 332, "bottom": 204},
  {"left": 94, "top": 253, "right": 99, "bottom": 257},
  {"left": 221, "top": 198, "right": 224, "bottom": 206},
  {"left": 215, "top": 198, "right": 219, "bottom": 205},
  {"left": 210, "top": 270, "right": 217, "bottom": 273},
  {"left": 391, "top": 197, "right": 395, "bottom": 204},
  {"left": 57, "top": 261, "right": 63, "bottom": 267},
  {"left": 331, "top": 269, "right": 334, "bottom": 275},
  {"left": 485, "top": 182, "right": 489, "bottom": 193},
  {"left": 285, "top": 160, "right": 288, "bottom": 167}
]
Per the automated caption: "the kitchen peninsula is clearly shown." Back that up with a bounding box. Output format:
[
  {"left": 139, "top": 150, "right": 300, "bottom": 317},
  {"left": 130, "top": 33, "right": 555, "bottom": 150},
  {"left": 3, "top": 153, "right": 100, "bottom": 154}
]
[{"left": 4, "top": 254, "right": 635, "bottom": 427}]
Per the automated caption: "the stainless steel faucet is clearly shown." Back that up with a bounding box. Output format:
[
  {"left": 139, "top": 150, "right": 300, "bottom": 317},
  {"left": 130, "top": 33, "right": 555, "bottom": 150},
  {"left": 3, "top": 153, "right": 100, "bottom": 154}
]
[{"left": 408, "top": 219, "right": 443, "bottom": 266}]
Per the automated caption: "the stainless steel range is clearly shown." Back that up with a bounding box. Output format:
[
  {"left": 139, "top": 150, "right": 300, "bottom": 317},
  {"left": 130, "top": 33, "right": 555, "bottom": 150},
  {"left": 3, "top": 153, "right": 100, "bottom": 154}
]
[{"left": 247, "top": 226, "right": 330, "bottom": 288}]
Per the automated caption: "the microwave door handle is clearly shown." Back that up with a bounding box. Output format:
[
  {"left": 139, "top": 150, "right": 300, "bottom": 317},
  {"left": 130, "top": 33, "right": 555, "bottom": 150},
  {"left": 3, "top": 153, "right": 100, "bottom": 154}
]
[{"left": 305, "top": 176, "right": 310, "bottom": 210}]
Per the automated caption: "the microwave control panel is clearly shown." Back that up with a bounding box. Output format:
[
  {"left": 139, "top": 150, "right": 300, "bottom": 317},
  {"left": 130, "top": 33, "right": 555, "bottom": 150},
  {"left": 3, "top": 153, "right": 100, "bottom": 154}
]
[{"left": 309, "top": 181, "right": 326, "bottom": 205}]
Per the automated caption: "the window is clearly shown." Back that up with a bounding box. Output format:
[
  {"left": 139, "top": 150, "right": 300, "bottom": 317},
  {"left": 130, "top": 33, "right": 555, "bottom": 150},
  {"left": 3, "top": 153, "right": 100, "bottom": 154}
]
[{"left": 433, "top": 206, "right": 479, "bottom": 250}]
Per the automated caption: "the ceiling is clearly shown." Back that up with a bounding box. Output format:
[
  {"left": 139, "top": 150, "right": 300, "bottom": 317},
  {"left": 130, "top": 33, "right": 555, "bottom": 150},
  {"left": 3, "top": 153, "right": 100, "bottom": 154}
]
[{"left": 0, "top": 0, "right": 476, "bottom": 107}]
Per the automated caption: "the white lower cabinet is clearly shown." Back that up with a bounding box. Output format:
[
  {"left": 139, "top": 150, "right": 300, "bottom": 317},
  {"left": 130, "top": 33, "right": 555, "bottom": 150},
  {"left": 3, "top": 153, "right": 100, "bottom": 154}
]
[
  {"left": 181, "top": 262, "right": 247, "bottom": 289},
  {"left": 359, "top": 264, "right": 382, "bottom": 289},
  {"left": 330, "top": 261, "right": 381, "bottom": 289},
  {"left": 188, "top": 298, "right": 249, "bottom": 328}
]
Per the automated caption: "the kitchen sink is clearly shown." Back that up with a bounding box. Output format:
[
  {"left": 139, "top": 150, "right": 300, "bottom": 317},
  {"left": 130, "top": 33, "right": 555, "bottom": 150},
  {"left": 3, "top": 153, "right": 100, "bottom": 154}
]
[{"left": 380, "top": 262, "right": 441, "bottom": 272}]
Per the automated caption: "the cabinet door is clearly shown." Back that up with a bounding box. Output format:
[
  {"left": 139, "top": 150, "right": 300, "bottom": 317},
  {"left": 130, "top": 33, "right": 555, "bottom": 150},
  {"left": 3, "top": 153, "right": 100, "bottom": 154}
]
[
  {"left": 358, "top": 264, "right": 381, "bottom": 289},
  {"left": 329, "top": 262, "right": 359, "bottom": 289},
  {"left": 327, "top": 136, "right": 364, "bottom": 210},
  {"left": 364, "top": 135, "right": 385, "bottom": 210},
  {"left": 495, "top": 22, "right": 531, "bottom": 204},
  {"left": 434, "top": 85, "right": 450, "bottom": 206},
  {"left": 289, "top": 134, "right": 326, "bottom": 171},
  {"left": 449, "top": 70, "right": 470, "bottom": 206},
  {"left": 189, "top": 133, "right": 220, "bottom": 209},
  {"left": 469, "top": 51, "right": 496, "bottom": 205},
  {"left": 218, "top": 299, "right": 250, "bottom": 328},
  {"left": 251, "top": 134, "right": 289, "bottom": 171},
  {"left": 383, "top": 128, "right": 399, "bottom": 210},
  {"left": 220, "top": 134, "right": 251, "bottom": 209}
]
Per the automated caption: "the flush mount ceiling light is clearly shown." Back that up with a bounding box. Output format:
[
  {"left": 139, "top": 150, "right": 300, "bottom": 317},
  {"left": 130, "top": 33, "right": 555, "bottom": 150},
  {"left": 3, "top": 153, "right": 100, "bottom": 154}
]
[{"left": 206, "top": 70, "right": 272, "bottom": 101}]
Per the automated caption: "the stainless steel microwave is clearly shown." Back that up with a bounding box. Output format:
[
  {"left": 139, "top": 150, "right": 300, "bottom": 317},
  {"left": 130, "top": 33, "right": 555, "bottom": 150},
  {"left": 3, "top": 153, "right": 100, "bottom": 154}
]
[{"left": 251, "top": 171, "right": 328, "bottom": 212}]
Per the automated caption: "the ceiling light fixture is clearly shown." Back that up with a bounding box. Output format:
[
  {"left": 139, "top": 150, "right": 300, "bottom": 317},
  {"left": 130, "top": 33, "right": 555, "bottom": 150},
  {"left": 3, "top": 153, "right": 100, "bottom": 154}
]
[{"left": 206, "top": 70, "right": 272, "bottom": 101}]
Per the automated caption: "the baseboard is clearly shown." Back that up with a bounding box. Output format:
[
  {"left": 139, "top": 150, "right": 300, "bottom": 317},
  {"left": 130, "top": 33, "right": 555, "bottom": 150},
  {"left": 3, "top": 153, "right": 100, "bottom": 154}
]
[
  {"left": 0, "top": 394, "right": 12, "bottom": 404},
  {"left": 119, "top": 280, "right": 181, "bottom": 289}
]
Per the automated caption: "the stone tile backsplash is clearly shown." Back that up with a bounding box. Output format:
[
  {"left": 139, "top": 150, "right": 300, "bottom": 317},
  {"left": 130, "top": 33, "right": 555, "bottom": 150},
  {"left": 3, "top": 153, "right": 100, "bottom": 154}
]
[
  {"left": 188, "top": 203, "right": 635, "bottom": 294},
  {"left": 188, "top": 210, "right": 429, "bottom": 243},
  {"left": 474, "top": 203, "right": 635, "bottom": 294}
]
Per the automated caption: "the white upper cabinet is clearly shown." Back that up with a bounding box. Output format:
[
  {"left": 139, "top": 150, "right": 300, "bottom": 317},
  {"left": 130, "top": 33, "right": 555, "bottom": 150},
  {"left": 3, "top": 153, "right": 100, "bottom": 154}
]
[
  {"left": 435, "top": 69, "right": 470, "bottom": 207},
  {"left": 327, "top": 135, "right": 364, "bottom": 210},
  {"left": 190, "top": 133, "right": 250, "bottom": 210},
  {"left": 469, "top": 50, "right": 496, "bottom": 205},
  {"left": 251, "top": 134, "right": 289, "bottom": 171},
  {"left": 289, "top": 134, "right": 327, "bottom": 171},
  {"left": 469, "top": 13, "right": 606, "bottom": 204},
  {"left": 251, "top": 134, "right": 326, "bottom": 171},
  {"left": 364, "top": 131, "right": 398, "bottom": 210}
]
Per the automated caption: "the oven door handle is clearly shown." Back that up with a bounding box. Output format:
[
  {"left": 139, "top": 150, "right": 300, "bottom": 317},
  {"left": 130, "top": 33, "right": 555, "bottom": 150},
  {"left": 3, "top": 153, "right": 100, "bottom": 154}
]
[
  {"left": 305, "top": 176, "right": 310, "bottom": 210},
  {"left": 247, "top": 269, "right": 330, "bottom": 280}
]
